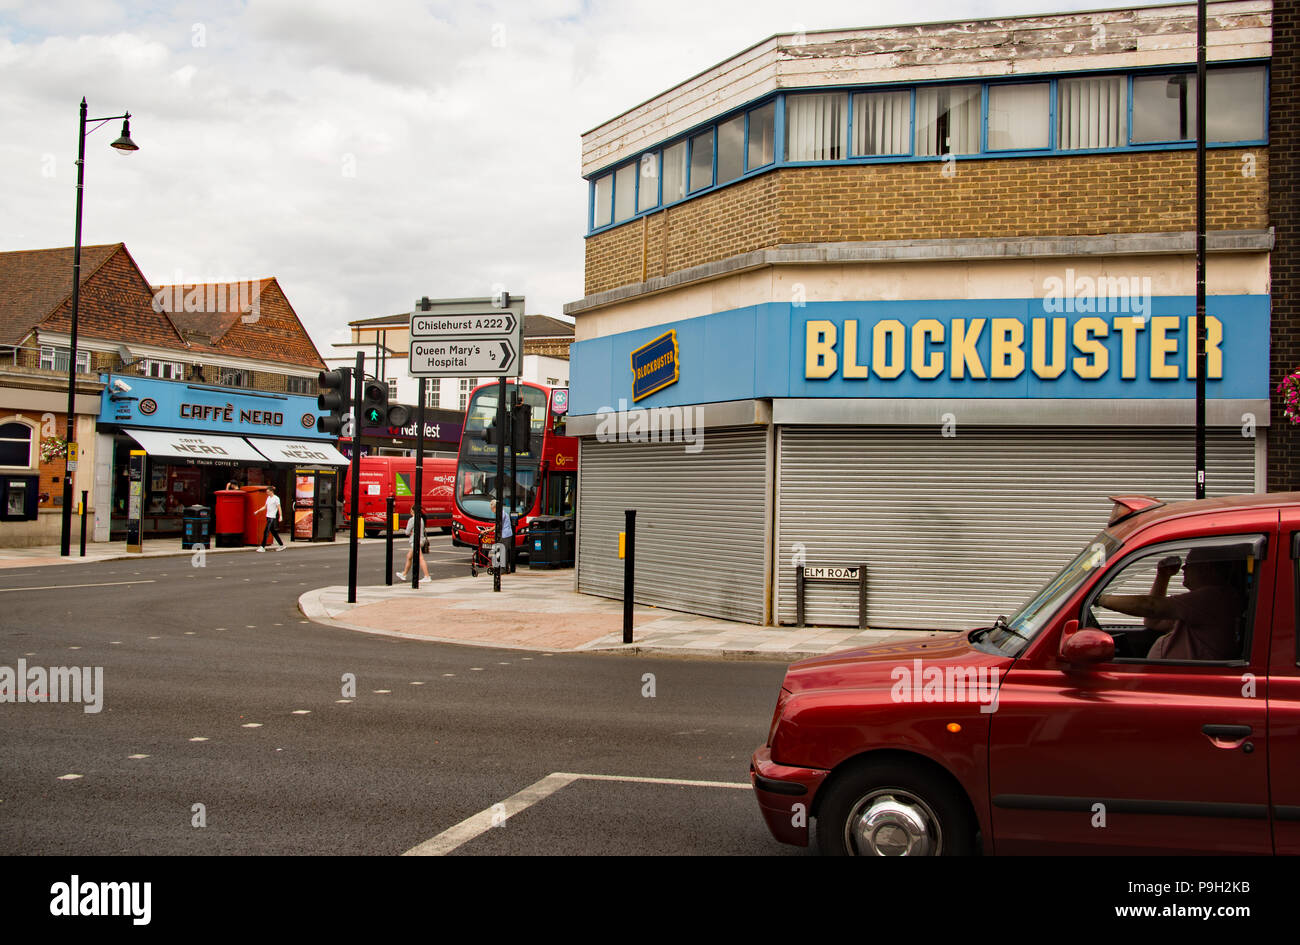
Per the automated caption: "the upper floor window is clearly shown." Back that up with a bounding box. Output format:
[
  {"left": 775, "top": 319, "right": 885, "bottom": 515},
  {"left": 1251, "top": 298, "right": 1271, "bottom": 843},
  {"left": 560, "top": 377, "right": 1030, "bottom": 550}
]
[
  {"left": 987, "top": 82, "right": 1050, "bottom": 151},
  {"left": 786, "top": 92, "right": 848, "bottom": 162},
  {"left": 915, "top": 85, "right": 980, "bottom": 156},
  {"left": 1058, "top": 75, "right": 1127, "bottom": 150},
  {"left": 139, "top": 359, "right": 183, "bottom": 380},
  {"left": 637, "top": 154, "right": 659, "bottom": 212},
  {"left": 747, "top": 102, "right": 776, "bottom": 169},
  {"left": 853, "top": 90, "right": 911, "bottom": 156},
  {"left": 40, "top": 346, "right": 90, "bottom": 374},
  {"left": 286, "top": 376, "right": 312, "bottom": 394},
  {"left": 219, "top": 368, "right": 247, "bottom": 387},
  {"left": 592, "top": 174, "right": 613, "bottom": 228},
  {"left": 662, "top": 140, "right": 687, "bottom": 204},
  {"left": 717, "top": 115, "right": 745, "bottom": 184},
  {"left": 1133, "top": 73, "right": 1194, "bottom": 143},
  {"left": 689, "top": 129, "right": 714, "bottom": 191},
  {"left": 614, "top": 163, "right": 637, "bottom": 223},
  {"left": 0, "top": 421, "right": 34, "bottom": 468},
  {"left": 386, "top": 378, "right": 398, "bottom": 400},
  {"left": 459, "top": 378, "right": 471, "bottom": 410},
  {"left": 426, "top": 384, "right": 440, "bottom": 409}
]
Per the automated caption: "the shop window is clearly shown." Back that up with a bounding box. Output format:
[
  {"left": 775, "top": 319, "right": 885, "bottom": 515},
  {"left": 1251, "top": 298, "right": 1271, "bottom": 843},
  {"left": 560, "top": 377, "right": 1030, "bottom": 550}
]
[
  {"left": 637, "top": 153, "right": 659, "bottom": 212},
  {"left": 747, "top": 102, "right": 776, "bottom": 169},
  {"left": 987, "top": 82, "right": 1050, "bottom": 150},
  {"left": 592, "top": 173, "right": 613, "bottom": 228},
  {"left": 0, "top": 421, "right": 34, "bottom": 468},
  {"left": 915, "top": 85, "right": 980, "bottom": 156},
  {"left": 786, "top": 92, "right": 848, "bottom": 162},
  {"left": 852, "top": 90, "right": 911, "bottom": 156},
  {"left": 689, "top": 129, "right": 714, "bottom": 191},
  {"left": 613, "top": 162, "right": 637, "bottom": 223},
  {"left": 717, "top": 115, "right": 745, "bottom": 184},
  {"left": 662, "top": 140, "right": 687, "bottom": 204},
  {"left": 1058, "top": 75, "right": 1127, "bottom": 150},
  {"left": 39, "top": 346, "right": 90, "bottom": 374}
]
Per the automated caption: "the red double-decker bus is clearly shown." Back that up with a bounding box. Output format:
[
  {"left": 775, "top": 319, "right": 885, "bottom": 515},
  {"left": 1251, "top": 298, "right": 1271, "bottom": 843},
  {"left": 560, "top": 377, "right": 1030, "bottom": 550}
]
[{"left": 451, "top": 380, "right": 577, "bottom": 550}]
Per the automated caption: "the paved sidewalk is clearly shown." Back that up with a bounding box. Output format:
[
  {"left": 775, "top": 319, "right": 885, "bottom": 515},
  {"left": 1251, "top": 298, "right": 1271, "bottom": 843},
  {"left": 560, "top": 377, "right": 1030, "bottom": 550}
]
[
  {"left": 299, "top": 569, "right": 943, "bottom": 660},
  {"left": 0, "top": 537, "right": 380, "bottom": 569}
]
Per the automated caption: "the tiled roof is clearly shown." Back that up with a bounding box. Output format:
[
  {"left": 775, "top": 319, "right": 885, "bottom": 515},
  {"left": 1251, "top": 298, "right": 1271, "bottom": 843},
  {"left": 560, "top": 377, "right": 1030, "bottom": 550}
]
[
  {"left": 151, "top": 278, "right": 326, "bottom": 370},
  {"left": 0, "top": 243, "right": 121, "bottom": 345},
  {"left": 524, "top": 315, "right": 574, "bottom": 339}
]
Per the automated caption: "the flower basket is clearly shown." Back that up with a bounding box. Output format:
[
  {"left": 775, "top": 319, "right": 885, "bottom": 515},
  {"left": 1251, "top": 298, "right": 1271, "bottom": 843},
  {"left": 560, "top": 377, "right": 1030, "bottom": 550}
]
[{"left": 40, "top": 436, "right": 67, "bottom": 463}]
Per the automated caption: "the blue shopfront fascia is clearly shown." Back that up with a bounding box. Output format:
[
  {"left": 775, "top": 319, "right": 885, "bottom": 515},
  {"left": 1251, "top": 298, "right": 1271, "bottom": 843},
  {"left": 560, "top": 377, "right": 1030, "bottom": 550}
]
[
  {"left": 97, "top": 374, "right": 332, "bottom": 440},
  {"left": 568, "top": 297, "right": 1269, "bottom": 415}
]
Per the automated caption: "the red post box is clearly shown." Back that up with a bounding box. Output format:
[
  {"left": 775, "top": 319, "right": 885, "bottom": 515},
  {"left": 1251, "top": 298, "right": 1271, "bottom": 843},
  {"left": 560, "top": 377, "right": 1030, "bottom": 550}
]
[{"left": 214, "top": 490, "right": 247, "bottom": 547}]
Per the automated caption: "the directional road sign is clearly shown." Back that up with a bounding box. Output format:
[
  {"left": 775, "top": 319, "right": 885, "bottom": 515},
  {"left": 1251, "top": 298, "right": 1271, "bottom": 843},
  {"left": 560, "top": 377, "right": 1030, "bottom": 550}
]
[
  {"left": 407, "top": 296, "right": 525, "bottom": 379},
  {"left": 410, "top": 338, "right": 518, "bottom": 377}
]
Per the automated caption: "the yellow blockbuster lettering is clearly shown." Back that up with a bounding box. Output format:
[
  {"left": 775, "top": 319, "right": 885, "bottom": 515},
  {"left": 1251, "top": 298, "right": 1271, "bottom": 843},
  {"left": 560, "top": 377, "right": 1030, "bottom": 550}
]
[
  {"left": 911, "top": 319, "right": 944, "bottom": 379},
  {"left": 1031, "top": 317, "right": 1066, "bottom": 379},
  {"left": 1149, "top": 316, "right": 1180, "bottom": 379},
  {"left": 806, "top": 320, "right": 837, "bottom": 379},
  {"left": 842, "top": 320, "right": 868, "bottom": 379},
  {"left": 1072, "top": 316, "right": 1109, "bottom": 379},
  {"left": 872, "top": 320, "right": 905, "bottom": 379},
  {"left": 990, "top": 318, "right": 1025, "bottom": 379},
  {"left": 1186, "top": 316, "right": 1224, "bottom": 379},
  {"left": 1111, "top": 316, "right": 1145, "bottom": 380},
  {"left": 949, "top": 318, "right": 987, "bottom": 380}
]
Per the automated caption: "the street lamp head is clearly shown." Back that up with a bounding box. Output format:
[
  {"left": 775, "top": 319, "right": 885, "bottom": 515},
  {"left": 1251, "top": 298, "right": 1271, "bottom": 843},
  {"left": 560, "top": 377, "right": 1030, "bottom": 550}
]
[{"left": 110, "top": 116, "right": 138, "bottom": 152}]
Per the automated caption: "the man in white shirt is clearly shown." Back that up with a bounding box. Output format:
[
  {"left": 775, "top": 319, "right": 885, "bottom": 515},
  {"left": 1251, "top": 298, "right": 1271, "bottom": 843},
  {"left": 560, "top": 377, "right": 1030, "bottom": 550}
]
[{"left": 257, "top": 486, "right": 285, "bottom": 552}]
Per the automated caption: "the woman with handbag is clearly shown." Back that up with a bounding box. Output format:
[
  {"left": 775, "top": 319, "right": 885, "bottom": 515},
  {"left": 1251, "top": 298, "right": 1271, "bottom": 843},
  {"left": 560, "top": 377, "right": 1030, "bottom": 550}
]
[{"left": 396, "top": 510, "right": 430, "bottom": 582}]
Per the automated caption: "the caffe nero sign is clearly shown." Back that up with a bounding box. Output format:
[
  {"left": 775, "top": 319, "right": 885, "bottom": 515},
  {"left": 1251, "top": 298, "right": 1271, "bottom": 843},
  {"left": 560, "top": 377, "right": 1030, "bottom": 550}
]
[{"left": 98, "top": 374, "right": 331, "bottom": 440}]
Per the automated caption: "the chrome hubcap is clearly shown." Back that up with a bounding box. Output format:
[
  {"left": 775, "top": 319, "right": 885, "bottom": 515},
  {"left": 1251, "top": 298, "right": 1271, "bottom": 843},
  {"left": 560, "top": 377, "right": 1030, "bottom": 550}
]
[{"left": 846, "top": 790, "right": 941, "bottom": 856}]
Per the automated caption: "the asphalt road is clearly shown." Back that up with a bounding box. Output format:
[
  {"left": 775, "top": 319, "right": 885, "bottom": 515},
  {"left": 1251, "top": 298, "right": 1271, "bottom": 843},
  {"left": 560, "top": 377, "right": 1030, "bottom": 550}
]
[{"left": 0, "top": 537, "right": 800, "bottom": 856}]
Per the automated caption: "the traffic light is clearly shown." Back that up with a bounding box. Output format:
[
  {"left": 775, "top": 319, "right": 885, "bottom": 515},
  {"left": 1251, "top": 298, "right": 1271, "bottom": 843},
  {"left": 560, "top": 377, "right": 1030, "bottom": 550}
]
[
  {"left": 317, "top": 368, "right": 351, "bottom": 436},
  {"left": 483, "top": 417, "right": 501, "bottom": 445},
  {"left": 511, "top": 402, "right": 532, "bottom": 454},
  {"left": 359, "top": 378, "right": 412, "bottom": 428},
  {"left": 360, "top": 379, "right": 389, "bottom": 427}
]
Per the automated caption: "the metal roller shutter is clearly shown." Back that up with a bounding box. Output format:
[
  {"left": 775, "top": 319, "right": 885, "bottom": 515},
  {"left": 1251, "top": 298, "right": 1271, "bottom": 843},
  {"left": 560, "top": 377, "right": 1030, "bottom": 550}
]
[
  {"left": 577, "top": 429, "right": 769, "bottom": 623},
  {"left": 775, "top": 426, "right": 1259, "bottom": 630}
]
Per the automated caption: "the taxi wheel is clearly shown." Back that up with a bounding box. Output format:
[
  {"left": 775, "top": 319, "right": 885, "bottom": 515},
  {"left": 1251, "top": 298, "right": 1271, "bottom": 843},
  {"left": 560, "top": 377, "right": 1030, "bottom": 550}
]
[{"left": 816, "top": 759, "right": 975, "bottom": 856}]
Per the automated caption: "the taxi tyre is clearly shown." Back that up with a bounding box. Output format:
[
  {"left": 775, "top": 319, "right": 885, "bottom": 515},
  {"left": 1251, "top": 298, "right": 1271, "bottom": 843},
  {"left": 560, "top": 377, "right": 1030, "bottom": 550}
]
[{"left": 816, "top": 758, "right": 976, "bottom": 856}]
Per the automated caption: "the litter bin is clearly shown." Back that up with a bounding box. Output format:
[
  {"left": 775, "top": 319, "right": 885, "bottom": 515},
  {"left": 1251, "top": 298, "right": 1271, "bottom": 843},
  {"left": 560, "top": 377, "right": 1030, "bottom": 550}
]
[
  {"left": 182, "top": 505, "right": 211, "bottom": 549},
  {"left": 529, "top": 516, "right": 559, "bottom": 570},
  {"left": 557, "top": 516, "right": 575, "bottom": 567},
  {"left": 214, "top": 490, "right": 246, "bottom": 547}
]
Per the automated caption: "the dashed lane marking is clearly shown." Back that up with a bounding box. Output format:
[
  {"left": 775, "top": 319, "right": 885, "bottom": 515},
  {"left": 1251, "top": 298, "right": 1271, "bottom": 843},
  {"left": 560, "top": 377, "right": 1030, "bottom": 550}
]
[
  {"left": 57, "top": 774, "right": 83, "bottom": 781},
  {"left": 402, "top": 772, "right": 753, "bottom": 857},
  {"left": 0, "top": 580, "right": 156, "bottom": 594}
]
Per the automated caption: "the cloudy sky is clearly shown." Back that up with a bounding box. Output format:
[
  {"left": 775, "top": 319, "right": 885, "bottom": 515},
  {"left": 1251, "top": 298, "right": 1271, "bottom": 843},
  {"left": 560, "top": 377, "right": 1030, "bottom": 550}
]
[{"left": 0, "top": 0, "right": 1168, "bottom": 355}]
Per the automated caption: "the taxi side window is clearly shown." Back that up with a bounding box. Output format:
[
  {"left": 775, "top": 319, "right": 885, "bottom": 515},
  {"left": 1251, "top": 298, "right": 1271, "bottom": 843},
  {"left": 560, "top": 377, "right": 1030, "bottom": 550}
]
[{"left": 1086, "top": 538, "right": 1263, "bottom": 663}]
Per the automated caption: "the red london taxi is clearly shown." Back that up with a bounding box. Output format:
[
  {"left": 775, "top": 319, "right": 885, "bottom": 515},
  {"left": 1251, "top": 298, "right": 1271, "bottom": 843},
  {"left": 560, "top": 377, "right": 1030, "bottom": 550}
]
[{"left": 752, "top": 493, "right": 1300, "bottom": 855}]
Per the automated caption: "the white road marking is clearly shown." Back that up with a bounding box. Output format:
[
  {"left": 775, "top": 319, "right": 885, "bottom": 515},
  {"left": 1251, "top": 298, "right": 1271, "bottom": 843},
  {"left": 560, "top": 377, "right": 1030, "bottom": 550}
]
[
  {"left": 184, "top": 632, "right": 195, "bottom": 636},
  {"left": 128, "top": 754, "right": 149, "bottom": 760},
  {"left": 410, "top": 681, "right": 424, "bottom": 686},
  {"left": 0, "top": 580, "right": 156, "bottom": 594},
  {"left": 403, "top": 773, "right": 580, "bottom": 856},
  {"left": 57, "top": 774, "right": 83, "bottom": 780},
  {"left": 242, "top": 723, "right": 262, "bottom": 728},
  {"left": 291, "top": 710, "right": 310, "bottom": 715},
  {"left": 403, "top": 772, "right": 752, "bottom": 857},
  {"left": 189, "top": 737, "right": 209, "bottom": 742},
  {"left": 373, "top": 689, "right": 391, "bottom": 694},
  {"left": 336, "top": 699, "right": 352, "bottom": 704},
  {"left": 68, "top": 646, "right": 81, "bottom": 650}
]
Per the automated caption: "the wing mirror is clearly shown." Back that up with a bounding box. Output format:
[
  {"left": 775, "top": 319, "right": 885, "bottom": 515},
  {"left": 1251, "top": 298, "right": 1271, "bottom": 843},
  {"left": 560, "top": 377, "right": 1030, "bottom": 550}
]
[{"left": 1058, "top": 618, "right": 1115, "bottom": 666}]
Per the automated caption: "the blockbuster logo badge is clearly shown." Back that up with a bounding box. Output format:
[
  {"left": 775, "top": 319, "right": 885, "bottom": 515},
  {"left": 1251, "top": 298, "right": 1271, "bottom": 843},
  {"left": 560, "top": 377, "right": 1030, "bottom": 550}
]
[{"left": 630, "top": 330, "right": 679, "bottom": 402}]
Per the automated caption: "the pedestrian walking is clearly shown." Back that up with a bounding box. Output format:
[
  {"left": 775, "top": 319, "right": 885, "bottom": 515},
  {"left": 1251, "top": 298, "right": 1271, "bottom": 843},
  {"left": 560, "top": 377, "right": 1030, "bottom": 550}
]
[
  {"left": 257, "top": 485, "right": 285, "bottom": 552},
  {"left": 396, "top": 510, "right": 430, "bottom": 581}
]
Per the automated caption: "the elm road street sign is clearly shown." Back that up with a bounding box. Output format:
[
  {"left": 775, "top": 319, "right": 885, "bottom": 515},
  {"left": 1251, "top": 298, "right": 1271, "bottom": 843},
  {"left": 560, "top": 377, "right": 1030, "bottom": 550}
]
[{"left": 407, "top": 296, "right": 525, "bottom": 378}]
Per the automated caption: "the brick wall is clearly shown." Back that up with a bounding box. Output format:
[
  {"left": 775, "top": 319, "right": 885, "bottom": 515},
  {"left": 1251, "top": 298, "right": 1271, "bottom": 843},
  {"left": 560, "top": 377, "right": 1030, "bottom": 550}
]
[
  {"left": 584, "top": 149, "right": 1267, "bottom": 296},
  {"left": 1269, "top": 2, "right": 1299, "bottom": 491}
]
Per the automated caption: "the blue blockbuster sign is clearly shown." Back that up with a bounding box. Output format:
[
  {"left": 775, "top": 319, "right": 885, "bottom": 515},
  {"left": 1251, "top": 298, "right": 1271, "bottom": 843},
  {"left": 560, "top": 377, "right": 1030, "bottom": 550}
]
[
  {"left": 630, "top": 330, "right": 679, "bottom": 401},
  {"left": 569, "top": 296, "right": 1270, "bottom": 415},
  {"left": 97, "top": 374, "right": 331, "bottom": 440}
]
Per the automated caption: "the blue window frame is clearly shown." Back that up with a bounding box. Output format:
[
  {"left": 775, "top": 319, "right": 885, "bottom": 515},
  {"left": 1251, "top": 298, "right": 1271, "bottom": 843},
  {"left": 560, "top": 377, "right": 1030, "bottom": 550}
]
[{"left": 585, "top": 61, "right": 1268, "bottom": 235}]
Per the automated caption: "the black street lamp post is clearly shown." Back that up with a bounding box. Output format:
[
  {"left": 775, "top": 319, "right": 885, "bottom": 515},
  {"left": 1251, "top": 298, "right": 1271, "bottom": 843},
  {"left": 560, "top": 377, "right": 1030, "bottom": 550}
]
[{"left": 60, "top": 98, "right": 138, "bottom": 556}]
